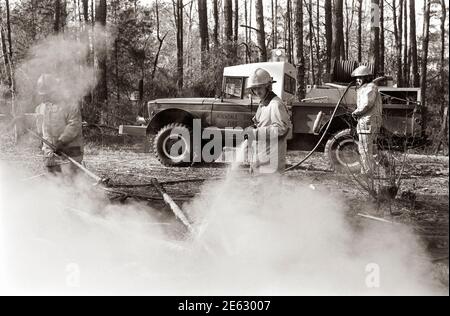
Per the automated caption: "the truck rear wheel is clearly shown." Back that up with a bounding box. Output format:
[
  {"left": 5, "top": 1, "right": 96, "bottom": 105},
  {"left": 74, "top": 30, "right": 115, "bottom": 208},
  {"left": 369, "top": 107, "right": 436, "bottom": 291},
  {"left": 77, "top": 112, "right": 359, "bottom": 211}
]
[
  {"left": 154, "top": 123, "right": 192, "bottom": 167},
  {"left": 324, "top": 129, "right": 361, "bottom": 173}
]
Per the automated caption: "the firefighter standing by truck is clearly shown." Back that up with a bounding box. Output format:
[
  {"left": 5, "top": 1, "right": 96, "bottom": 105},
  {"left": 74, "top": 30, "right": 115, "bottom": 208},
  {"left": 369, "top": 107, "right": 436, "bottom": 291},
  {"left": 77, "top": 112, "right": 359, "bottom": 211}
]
[
  {"left": 351, "top": 65, "right": 383, "bottom": 175},
  {"left": 35, "top": 73, "right": 84, "bottom": 176},
  {"left": 246, "top": 68, "right": 291, "bottom": 174}
]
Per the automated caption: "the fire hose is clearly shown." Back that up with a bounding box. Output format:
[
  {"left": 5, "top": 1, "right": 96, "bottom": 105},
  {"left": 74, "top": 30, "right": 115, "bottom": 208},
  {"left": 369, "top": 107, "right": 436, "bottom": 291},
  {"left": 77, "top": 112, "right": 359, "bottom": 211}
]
[{"left": 284, "top": 81, "right": 356, "bottom": 173}]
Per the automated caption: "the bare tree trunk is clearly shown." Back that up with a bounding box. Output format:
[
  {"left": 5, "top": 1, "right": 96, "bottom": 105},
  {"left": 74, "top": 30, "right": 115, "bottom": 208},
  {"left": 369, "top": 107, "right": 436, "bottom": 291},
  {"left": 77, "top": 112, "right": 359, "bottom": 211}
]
[
  {"left": 403, "top": 0, "right": 408, "bottom": 86},
  {"left": 0, "top": 5, "right": 12, "bottom": 88},
  {"left": 420, "top": 0, "right": 431, "bottom": 133},
  {"left": 316, "top": 0, "right": 322, "bottom": 84},
  {"left": 152, "top": 0, "right": 167, "bottom": 84},
  {"left": 410, "top": 0, "right": 419, "bottom": 87},
  {"left": 274, "top": 0, "right": 278, "bottom": 48},
  {"left": 357, "top": 0, "right": 362, "bottom": 62},
  {"left": 325, "top": 0, "right": 332, "bottom": 73},
  {"left": 286, "top": 0, "right": 292, "bottom": 64},
  {"left": 94, "top": 0, "right": 107, "bottom": 123},
  {"left": 198, "top": 0, "right": 209, "bottom": 68},
  {"left": 295, "top": 0, "right": 305, "bottom": 100},
  {"left": 308, "top": 0, "right": 315, "bottom": 84},
  {"left": 82, "top": 0, "right": 89, "bottom": 22},
  {"left": 255, "top": 0, "right": 267, "bottom": 62},
  {"left": 213, "top": 0, "right": 219, "bottom": 46},
  {"left": 369, "top": 0, "right": 380, "bottom": 75},
  {"left": 174, "top": 0, "right": 184, "bottom": 91},
  {"left": 234, "top": 0, "right": 239, "bottom": 43},
  {"left": 224, "top": 0, "right": 233, "bottom": 60},
  {"left": 332, "top": 0, "right": 344, "bottom": 62},
  {"left": 54, "top": 0, "right": 61, "bottom": 33},
  {"left": 397, "top": 0, "right": 404, "bottom": 86},
  {"left": 380, "top": 0, "right": 385, "bottom": 74}
]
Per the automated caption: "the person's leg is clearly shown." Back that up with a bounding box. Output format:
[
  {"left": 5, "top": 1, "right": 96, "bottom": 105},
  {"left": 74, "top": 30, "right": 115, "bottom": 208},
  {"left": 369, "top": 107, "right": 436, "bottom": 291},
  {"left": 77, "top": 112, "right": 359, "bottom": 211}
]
[{"left": 358, "top": 133, "right": 372, "bottom": 175}]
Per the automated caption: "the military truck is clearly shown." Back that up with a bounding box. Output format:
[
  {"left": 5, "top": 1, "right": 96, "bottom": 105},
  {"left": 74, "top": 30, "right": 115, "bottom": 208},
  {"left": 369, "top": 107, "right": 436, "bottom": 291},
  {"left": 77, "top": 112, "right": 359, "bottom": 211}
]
[{"left": 120, "top": 52, "right": 424, "bottom": 170}]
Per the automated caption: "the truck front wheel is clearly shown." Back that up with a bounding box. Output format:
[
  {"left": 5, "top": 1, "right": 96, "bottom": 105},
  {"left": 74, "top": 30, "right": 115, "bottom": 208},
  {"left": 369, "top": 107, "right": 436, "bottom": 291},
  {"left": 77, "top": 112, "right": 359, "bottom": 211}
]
[
  {"left": 324, "top": 129, "right": 361, "bottom": 173},
  {"left": 154, "top": 123, "right": 192, "bottom": 167}
]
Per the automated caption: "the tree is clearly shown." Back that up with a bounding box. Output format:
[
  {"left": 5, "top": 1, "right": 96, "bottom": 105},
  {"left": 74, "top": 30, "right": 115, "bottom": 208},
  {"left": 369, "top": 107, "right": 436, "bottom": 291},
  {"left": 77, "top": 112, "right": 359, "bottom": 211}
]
[
  {"left": 94, "top": 0, "right": 107, "bottom": 123},
  {"left": 380, "top": 0, "right": 385, "bottom": 74},
  {"left": 332, "top": 0, "right": 344, "bottom": 62},
  {"left": 394, "top": 0, "right": 404, "bottom": 86},
  {"left": 54, "top": 0, "right": 61, "bottom": 33},
  {"left": 286, "top": 0, "right": 292, "bottom": 63},
  {"left": 173, "top": 0, "right": 183, "bottom": 91},
  {"left": 409, "top": 0, "right": 419, "bottom": 87},
  {"left": 234, "top": 0, "right": 239, "bottom": 44},
  {"left": 213, "top": 0, "right": 219, "bottom": 46},
  {"left": 295, "top": 0, "right": 305, "bottom": 100},
  {"left": 198, "top": 0, "right": 209, "bottom": 67},
  {"left": 420, "top": 0, "right": 431, "bottom": 132},
  {"left": 325, "top": 0, "right": 332, "bottom": 73},
  {"left": 255, "top": 0, "right": 267, "bottom": 62},
  {"left": 308, "top": 0, "right": 315, "bottom": 84},
  {"left": 224, "top": 0, "right": 233, "bottom": 59},
  {"left": 402, "top": 0, "right": 408, "bottom": 85},
  {"left": 369, "top": 0, "right": 380, "bottom": 75}
]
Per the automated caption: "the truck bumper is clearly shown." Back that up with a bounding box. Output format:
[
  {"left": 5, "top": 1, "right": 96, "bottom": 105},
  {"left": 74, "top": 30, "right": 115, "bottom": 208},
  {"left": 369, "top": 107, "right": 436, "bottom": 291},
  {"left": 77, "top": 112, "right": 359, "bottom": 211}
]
[{"left": 118, "top": 125, "right": 148, "bottom": 137}]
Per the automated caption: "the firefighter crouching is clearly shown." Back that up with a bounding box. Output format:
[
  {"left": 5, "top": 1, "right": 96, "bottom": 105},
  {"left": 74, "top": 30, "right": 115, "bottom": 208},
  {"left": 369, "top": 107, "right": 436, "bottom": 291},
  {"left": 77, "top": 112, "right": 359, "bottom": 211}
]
[
  {"left": 246, "top": 68, "right": 292, "bottom": 174},
  {"left": 351, "top": 65, "right": 383, "bottom": 175},
  {"left": 35, "top": 74, "right": 84, "bottom": 176}
]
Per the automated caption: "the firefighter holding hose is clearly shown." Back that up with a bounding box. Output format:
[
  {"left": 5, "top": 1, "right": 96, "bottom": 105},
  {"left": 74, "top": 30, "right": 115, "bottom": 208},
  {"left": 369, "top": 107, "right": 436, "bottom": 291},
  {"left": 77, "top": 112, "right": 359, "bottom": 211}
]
[
  {"left": 351, "top": 65, "right": 383, "bottom": 175},
  {"left": 35, "top": 73, "right": 84, "bottom": 175},
  {"left": 246, "top": 68, "right": 291, "bottom": 174}
]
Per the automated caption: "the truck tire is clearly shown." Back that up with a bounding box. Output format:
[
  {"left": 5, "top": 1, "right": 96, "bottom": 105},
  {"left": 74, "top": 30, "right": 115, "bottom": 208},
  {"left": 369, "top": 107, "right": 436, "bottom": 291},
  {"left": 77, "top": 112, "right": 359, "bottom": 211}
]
[
  {"left": 154, "top": 123, "right": 192, "bottom": 167},
  {"left": 324, "top": 129, "right": 361, "bottom": 173}
]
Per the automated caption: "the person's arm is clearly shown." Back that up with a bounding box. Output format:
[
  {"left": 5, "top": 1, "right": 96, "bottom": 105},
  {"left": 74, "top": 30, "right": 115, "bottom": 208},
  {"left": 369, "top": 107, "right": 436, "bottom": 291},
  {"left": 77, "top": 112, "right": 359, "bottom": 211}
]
[
  {"left": 257, "top": 100, "right": 290, "bottom": 140},
  {"left": 353, "top": 85, "right": 379, "bottom": 117},
  {"left": 58, "top": 104, "right": 83, "bottom": 145}
]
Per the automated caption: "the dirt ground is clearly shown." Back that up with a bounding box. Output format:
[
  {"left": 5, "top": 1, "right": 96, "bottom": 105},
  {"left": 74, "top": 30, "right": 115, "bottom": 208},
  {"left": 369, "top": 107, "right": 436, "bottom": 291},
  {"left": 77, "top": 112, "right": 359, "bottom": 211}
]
[{"left": 1, "top": 133, "right": 449, "bottom": 290}]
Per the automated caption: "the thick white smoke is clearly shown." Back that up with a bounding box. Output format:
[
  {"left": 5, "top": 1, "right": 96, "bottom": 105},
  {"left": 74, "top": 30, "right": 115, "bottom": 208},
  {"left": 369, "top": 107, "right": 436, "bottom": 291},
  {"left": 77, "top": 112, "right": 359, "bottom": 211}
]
[{"left": 0, "top": 162, "right": 445, "bottom": 296}]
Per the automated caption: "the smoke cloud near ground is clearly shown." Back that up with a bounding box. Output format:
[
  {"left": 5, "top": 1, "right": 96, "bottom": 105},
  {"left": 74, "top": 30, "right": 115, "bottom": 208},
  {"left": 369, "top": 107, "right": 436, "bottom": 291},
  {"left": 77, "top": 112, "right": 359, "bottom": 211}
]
[{"left": 0, "top": 162, "right": 445, "bottom": 296}]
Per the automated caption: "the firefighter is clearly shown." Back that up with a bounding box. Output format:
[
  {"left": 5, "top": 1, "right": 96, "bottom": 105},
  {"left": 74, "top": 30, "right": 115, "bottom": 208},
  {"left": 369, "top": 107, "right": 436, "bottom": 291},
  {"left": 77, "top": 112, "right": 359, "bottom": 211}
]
[
  {"left": 246, "top": 68, "right": 291, "bottom": 174},
  {"left": 35, "top": 73, "right": 84, "bottom": 176},
  {"left": 351, "top": 65, "right": 383, "bottom": 175}
]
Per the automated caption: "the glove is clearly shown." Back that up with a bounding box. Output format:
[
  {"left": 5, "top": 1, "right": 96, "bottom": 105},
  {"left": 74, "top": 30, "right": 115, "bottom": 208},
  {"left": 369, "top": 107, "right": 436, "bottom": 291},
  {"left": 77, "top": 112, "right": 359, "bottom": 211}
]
[
  {"left": 44, "top": 155, "right": 58, "bottom": 167},
  {"left": 54, "top": 140, "right": 65, "bottom": 155}
]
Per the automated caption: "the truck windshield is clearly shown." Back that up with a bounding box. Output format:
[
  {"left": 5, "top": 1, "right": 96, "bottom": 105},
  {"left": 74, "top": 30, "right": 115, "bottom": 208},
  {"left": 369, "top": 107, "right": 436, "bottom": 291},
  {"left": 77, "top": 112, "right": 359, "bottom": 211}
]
[{"left": 223, "top": 77, "right": 244, "bottom": 99}]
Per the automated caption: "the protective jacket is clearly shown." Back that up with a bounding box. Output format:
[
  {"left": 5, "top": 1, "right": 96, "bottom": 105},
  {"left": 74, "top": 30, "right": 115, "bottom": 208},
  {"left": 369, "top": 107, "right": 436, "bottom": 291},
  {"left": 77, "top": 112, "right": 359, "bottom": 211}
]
[
  {"left": 353, "top": 82, "right": 383, "bottom": 134},
  {"left": 35, "top": 101, "right": 84, "bottom": 163},
  {"left": 251, "top": 91, "right": 291, "bottom": 174}
]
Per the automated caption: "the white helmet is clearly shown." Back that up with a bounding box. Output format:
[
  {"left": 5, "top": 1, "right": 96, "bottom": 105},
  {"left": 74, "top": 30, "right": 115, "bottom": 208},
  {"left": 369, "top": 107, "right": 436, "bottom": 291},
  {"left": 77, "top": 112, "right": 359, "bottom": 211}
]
[
  {"left": 36, "top": 73, "right": 59, "bottom": 95},
  {"left": 246, "top": 68, "right": 276, "bottom": 89},
  {"left": 351, "top": 65, "right": 373, "bottom": 78}
]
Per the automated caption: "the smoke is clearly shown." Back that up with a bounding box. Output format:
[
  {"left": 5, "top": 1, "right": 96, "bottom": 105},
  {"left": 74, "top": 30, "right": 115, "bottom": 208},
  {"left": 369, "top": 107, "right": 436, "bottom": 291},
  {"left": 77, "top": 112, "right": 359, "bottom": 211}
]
[
  {"left": 13, "top": 27, "right": 110, "bottom": 114},
  {"left": 0, "top": 161, "right": 445, "bottom": 296}
]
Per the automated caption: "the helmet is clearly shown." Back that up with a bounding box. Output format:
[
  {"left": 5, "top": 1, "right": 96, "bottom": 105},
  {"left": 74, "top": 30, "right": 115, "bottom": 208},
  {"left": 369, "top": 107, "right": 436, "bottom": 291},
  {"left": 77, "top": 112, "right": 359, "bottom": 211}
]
[
  {"left": 351, "top": 65, "right": 373, "bottom": 78},
  {"left": 36, "top": 73, "right": 59, "bottom": 95},
  {"left": 246, "top": 68, "right": 276, "bottom": 89}
]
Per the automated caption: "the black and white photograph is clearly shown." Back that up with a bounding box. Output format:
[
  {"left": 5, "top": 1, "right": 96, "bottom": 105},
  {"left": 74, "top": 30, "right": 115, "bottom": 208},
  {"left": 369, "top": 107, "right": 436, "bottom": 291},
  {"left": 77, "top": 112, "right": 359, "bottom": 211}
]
[{"left": 0, "top": 0, "right": 448, "bottom": 297}]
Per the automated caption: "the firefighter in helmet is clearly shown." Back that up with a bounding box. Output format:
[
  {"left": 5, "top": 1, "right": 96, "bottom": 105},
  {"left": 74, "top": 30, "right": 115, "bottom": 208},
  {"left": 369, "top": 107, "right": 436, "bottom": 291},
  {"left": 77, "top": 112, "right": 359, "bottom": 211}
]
[
  {"left": 35, "top": 73, "right": 84, "bottom": 175},
  {"left": 351, "top": 65, "right": 383, "bottom": 175},
  {"left": 246, "top": 68, "right": 291, "bottom": 174}
]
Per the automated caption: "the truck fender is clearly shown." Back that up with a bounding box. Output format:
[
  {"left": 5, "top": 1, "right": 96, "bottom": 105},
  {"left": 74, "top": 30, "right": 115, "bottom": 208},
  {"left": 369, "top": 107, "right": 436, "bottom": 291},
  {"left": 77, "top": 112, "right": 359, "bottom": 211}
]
[
  {"left": 147, "top": 109, "right": 197, "bottom": 134},
  {"left": 318, "top": 113, "right": 355, "bottom": 137}
]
